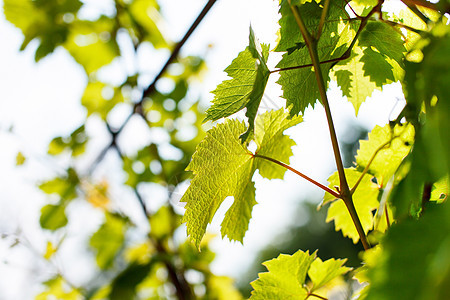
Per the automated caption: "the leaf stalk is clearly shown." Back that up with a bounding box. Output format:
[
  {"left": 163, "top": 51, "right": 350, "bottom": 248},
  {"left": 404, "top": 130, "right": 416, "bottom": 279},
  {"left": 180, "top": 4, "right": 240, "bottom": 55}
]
[{"left": 253, "top": 154, "right": 341, "bottom": 199}]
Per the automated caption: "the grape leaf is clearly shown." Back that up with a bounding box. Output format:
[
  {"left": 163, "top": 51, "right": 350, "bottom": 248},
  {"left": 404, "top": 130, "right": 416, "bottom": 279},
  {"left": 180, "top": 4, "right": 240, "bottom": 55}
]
[
  {"left": 205, "top": 26, "right": 270, "bottom": 142},
  {"left": 308, "top": 257, "right": 351, "bottom": 292},
  {"left": 360, "top": 47, "right": 395, "bottom": 87},
  {"left": 276, "top": 0, "right": 358, "bottom": 116},
  {"left": 250, "top": 250, "right": 314, "bottom": 299},
  {"left": 181, "top": 109, "right": 301, "bottom": 247},
  {"left": 332, "top": 45, "right": 379, "bottom": 114},
  {"left": 356, "top": 123, "right": 414, "bottom": 187},
  {"left": 324, "top": 169, "right": 379, "bottom": 243},
  {"left": 250, "top": 250, "right": 351, "bottom": 299},
  {"left": 358, "top": 21, "right": 406, "bottom": 66},
  {"left": 254, "top": 110, "right": 303, "bottom": 179}
]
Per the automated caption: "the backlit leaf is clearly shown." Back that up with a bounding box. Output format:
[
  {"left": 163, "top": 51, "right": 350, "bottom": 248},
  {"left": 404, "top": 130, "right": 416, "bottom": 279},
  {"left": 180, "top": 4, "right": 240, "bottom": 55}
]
[
  {"left": 250, "top": 249, "right": 350, "bottom": 299},
  {"left": 324, "top": 169, "right": 379, "bottom": 243},
  {"left": 276, "top": 0, "right": 358, "bottom": 116},
  {"left": 205, "top": 26, "right": 270, "bottom": 141},
  {"left": 358, "top": 21, "right": 406, "bottom": 66},
  {"left": 181, "top": 109, "right": 301, "bottom": 247},
  {"left": 250, "top": 250, "right": 314, "bottom": 299},
  {"left": 332, "top": 45, "right": 379, "bottom": 114},
  {"left": 356, "top": 123, "right": 414, "bottom": 187},
  {"left": 308, "top": 257, "right": 351, "bottom": 292}
]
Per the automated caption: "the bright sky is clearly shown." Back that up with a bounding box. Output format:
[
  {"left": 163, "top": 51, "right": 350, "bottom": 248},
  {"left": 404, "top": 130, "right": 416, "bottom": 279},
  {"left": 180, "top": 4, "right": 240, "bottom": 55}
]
[{"left": 0, "top": 0, "right": 406, "bottom": 298}]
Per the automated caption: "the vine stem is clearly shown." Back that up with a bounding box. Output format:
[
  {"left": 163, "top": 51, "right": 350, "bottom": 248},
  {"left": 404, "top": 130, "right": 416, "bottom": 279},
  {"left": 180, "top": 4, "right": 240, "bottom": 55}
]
[
  {"left": 253, "top": 154, "right": 341, "bottom": 198},
  {"left": 287, "top": 0, "right": 370, "bottom": 250}
]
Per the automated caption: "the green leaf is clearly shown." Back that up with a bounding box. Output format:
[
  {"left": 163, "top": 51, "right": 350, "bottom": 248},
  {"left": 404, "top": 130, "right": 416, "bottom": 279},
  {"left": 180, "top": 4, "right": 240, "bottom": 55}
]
[
  {"left": 181, "top": 109, "right": 301, "bottom": 247},
  {"left": 360, "top": 47, "right": 395, "bottom": 87},
  {"left": 332, "top": 45, "right": 379, "bottom": 114},
  {"left": 366, "top": 201, "right": 450, "bottom": 300},
  {"left": 205, "top": 26, "right": 270, "bottom": 142},
  {"left": 90, "top": 213, "right": 126, "bottom": 269},
  {"left": 358, "top": 21, "right": 406, "bottom": 66},
  {"left": 40, "top": 204, "right": 68, "bottom": 231},
  {"left": 308, "top": 257, "right": 351, "bottom": 292},
  {"left": 250, "top": 250, "right": 315, "bottom": 299},
  {"left": 250, "top": 249, "right": 351, "bottom": 299},
  {"left": 324, "top": 169, "right": 379, "bottom": 243},
  {"left": 356, "top": 123, "right": 414, "bottom": 187},
  {"left": 254, "top": 109, "right": 303, "bottom": 179},
  {"left": 276, "top": 0, "right": 358, "bottom": 116}
]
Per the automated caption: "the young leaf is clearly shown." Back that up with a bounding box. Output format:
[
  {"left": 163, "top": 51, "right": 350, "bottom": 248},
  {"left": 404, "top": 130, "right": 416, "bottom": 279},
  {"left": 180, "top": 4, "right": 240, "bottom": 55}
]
[
  {"left": 324, "top": 169, "right": 379, "bottom": 243},
  {"left": 250, "top": 250, "right": 351, "bottom": 299},
  {"left": 181, "top": 109, "right": 301, "bottom": 247},
  {"left": 250, "top": 250, "right": 315, "bottom": 299},
  {"left": 308, "top": 257, "right": 351, "bottom": 292},
  {"left": 254, "top": 109, "right": 303, "bottom": 179},
  {"left": 356, "top": 123, "right": 414, "bottom": 187},
  {"left": 205, "top": 26, "right": 270, "bottom": 141}
]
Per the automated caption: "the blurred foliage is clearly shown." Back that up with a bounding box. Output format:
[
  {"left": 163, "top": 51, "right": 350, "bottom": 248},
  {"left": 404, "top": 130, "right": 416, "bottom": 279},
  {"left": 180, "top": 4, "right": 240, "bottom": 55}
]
[{"left": 3, "top": 0, "right": 242, "bottom": 299}]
